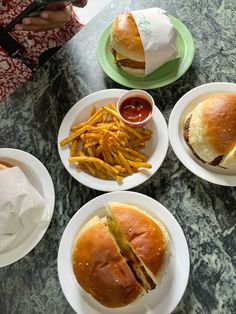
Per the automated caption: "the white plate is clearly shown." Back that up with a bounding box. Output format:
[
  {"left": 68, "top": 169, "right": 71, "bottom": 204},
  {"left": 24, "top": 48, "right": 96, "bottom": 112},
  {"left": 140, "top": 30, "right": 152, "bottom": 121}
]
[
  {"left": 57, "top": 191, "right": 189, "bottom": 314},
  {"left": 58, "top": 89, "right": 168, "bottom": 191},
  {"left": 0, "top": 148, "right": 55, "bottom": 267},
  {"left": 168, "top": 82, "right": 236, "bottom": 186}
]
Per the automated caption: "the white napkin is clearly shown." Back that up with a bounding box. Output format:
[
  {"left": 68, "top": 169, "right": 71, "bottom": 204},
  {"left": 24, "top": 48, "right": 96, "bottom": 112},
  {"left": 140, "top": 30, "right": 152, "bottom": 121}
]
[
  {"left": 0, "top": 166, "right": 50, "bottom": 254},
  {"left": 132, "top": 8, "right": 179, "bottom": 76}
]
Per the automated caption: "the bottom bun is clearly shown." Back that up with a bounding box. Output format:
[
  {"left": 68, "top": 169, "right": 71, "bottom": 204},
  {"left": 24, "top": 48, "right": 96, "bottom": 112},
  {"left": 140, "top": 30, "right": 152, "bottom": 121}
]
[
  {"left": 120, "top": 65, "right": 145, "bottom": 77},
  {"left": 0, "top": 162, "right": 10, "bottom": 170},
  {"left": 219, "top": 146, "right": 236, "bottom": 169}
]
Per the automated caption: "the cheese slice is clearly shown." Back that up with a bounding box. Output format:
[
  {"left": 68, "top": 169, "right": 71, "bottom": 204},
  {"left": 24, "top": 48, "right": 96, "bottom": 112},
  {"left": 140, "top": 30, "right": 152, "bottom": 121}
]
[
  {"left": 219, "top": 145, "right": 236, "bottom": 169},
  {"left": 116, "top": 52, "right": 126, "bottom": 61}
]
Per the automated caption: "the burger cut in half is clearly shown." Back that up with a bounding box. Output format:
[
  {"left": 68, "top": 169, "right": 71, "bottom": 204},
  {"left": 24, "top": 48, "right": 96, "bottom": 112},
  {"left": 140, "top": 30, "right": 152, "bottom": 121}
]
[
  {"left": 110, "top": 12, "right": 146, "bottom": 77},
  {"left": 72, "top": 203, "right": 170, "bottom": 308},
  {"left": 72, "top": 216, "right": 142, "bottom": 308},
  {"left": 183, "top": 93, "right": 236, "bottom": 169}
]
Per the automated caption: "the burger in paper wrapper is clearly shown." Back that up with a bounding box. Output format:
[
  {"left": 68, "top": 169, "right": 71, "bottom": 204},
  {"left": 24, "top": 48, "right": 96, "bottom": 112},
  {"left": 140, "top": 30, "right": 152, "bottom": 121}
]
[{"left": 110, "top": 8, "right": 179, "bottom": 77}]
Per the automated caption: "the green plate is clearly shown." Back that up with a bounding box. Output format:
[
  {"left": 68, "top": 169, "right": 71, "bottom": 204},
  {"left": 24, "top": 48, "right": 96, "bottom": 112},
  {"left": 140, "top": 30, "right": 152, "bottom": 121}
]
[{"left": 96, "top": 16, "right": 195, "bottom": 89}]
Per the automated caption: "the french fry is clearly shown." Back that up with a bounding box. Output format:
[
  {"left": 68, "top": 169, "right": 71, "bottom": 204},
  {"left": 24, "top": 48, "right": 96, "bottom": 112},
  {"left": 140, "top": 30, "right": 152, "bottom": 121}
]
[
  {"left": 128, "top": 160, "right": 152, "bottom": 169},
  {"left": 87, "top": 146, "right": 101, "bottom": 171},
  {"left": 108, "top": 103, "right": 117, "bottom": 110},
  {"left": 70, "top": 108, "right": 104, "bottom": 131},
  {"left": 102, "top": 106, "right": 122, "bottom": 121},
  {"left": 117, "top": 151, "right": 132, "bottom": 175},
  {"left": 68, "top": 156, "right": 119, "bottom": 175},
  {"left": 90, "top": 105, "right": 97, "bottom": 116},
  {"left": 60, "top": 125, "right": 88, "bottom": 146},
  {"left": 111, "top": 151, "right": 121, "bottom": 165},
  {"left": 70, "top": 139, "right": 79, "bottom": 157},
  {"left": 121, "top": 147, "right": 147, "bottom": 161}
]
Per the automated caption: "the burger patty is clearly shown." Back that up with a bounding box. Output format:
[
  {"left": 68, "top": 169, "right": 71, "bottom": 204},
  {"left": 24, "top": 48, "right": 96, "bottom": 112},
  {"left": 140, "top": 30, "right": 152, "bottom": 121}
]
[
  {"left": 117, "top": 59, "right": 145, "bottom": 69},
  {"left": 110, "top": 47, "right": 145, "bottom": 69}
]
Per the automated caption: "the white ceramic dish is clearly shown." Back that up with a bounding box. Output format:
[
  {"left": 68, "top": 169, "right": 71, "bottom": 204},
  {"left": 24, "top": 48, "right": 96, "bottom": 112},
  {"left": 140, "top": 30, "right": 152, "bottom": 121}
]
[
  {"left": 0, "top": 148, "right": 55, "bottom": 267},
  {"left": 57, "top": 191, "right": 189, "bottom": 314},
  {"left": 57, "top": 89, "right": 168, "bottom": 191},
  {"left": 168, "top": 82, "right": 236, "bottom": 186}
]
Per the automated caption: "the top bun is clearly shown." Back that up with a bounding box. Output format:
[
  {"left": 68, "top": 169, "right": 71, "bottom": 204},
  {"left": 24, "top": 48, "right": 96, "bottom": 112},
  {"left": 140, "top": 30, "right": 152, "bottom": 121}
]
[
  {"left": 110, "top": 12, "right": 144, "bottom": 62},
  {"left": 184, "top": 93, "right": 236, "bottom": 168},
  {"left": 72, "top": 216, "right": 142, "bottom": 308}
]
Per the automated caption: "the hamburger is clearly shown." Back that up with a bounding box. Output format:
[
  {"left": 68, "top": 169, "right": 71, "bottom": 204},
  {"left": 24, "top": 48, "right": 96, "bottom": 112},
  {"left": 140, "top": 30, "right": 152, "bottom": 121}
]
[
  {"left": 183, "top": 93, "right": 236, "bottom": 169},
  {"left": 110, "top": 12, "right": 146, "bottom": 77},
  {"left": 72, "top": 202, "right": 170, "bottom": 308}
]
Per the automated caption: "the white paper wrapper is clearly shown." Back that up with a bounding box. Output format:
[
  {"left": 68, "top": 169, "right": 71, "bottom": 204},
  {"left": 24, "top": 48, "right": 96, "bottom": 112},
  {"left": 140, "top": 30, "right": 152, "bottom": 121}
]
[
  {"left": 0, "top": 166, "right": 50, "bottom": 254},
  {"left": 132, "top": 8, "right": 179, "bottom": 76}
]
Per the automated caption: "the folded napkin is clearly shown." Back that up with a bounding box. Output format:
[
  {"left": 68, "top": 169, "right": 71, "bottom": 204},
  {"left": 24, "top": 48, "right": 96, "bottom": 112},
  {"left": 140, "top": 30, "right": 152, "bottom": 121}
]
[
  {"left": 132, "top": 8, "right": 179, "bottom": 76},
  {"left": 0, "top": 166, "right": 50, "bottom": 254}
]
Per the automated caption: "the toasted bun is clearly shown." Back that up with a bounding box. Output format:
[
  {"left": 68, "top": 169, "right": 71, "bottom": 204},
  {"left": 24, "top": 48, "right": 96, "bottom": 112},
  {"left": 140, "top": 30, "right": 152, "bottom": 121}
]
[
  {"left": 110, "top": 12, "right": 144, "bottom": 62},
  {"left": 0, "top": 162, "right": 10, "bottom": 170},
  {"left": 119, "top": 65, "right": 145, "bottom": 77},
  {"left": 72, "top": 216, "right": 142, "bottom": 308},
  {"left": 107, "top": 202, "right": 170, "bottom": 284},
  {"left": 220, "top": 145, "right": 236, "bottom": 168},
  {"left": 184, "top": 93, "right": 236, "bottom": 169}
]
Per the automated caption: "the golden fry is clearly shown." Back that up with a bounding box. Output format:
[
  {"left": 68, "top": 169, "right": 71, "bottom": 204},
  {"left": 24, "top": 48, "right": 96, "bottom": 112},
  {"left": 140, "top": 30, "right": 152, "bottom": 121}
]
[
  {"left": 60, "top": 125, "right": 88, "bottom": 146},
  {"left": 117, "top": 151, "right": 132, "bottom": 175},
  {"left": 121, "top": 147, "right": 147, "bottom": 161},
  {"left": 70, "top": 139, "right": 79, "bottom": 157},
  {"left": 68, "top": 156, "right": 119, "bottom": 175},
  {"left": 128, "top": 160, "right": 152, "bottom": 169},
  {"left": 90, "top": 105, "right": 97, "bottom": 116},
  {"left": 108, "top": 103, "right": 117, "bottom": 110}
]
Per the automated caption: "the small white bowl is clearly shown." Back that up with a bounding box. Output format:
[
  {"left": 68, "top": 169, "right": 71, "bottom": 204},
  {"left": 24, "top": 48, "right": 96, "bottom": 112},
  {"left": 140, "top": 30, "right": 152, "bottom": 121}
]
[{"left": 116, "top": 89, "right": 154, "bottom": 127}]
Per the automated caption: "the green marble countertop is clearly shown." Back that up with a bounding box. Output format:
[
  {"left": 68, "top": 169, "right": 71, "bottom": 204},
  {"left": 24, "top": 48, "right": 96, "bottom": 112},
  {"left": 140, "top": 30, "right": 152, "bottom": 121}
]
[{"left": 0, "top": 0, "right": 235, "bottom": 313}]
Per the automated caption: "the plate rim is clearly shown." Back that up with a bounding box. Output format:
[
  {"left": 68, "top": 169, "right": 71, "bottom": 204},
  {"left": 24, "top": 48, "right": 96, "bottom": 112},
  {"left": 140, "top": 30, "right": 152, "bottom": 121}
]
[
  {"left": 57, "top": 89, "right": 169, "bottom": 191},
  {"left": 0, "top": 148, "right": 55, "bottom": 267},
  {"left": 96, "top": 16, "right": 195, "bottom": 89},
  {"left": 168, "top": 82, "right": 236, "bottom": 186},
  {"left": 57, "top": 191, "right": 190, "bottom": 314}
]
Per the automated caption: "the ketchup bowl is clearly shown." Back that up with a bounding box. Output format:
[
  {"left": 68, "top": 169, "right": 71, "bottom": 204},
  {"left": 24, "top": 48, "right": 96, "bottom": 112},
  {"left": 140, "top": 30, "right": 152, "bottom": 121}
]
[{"left": 117, "top": 90, "right": 154, "bottom": 127}]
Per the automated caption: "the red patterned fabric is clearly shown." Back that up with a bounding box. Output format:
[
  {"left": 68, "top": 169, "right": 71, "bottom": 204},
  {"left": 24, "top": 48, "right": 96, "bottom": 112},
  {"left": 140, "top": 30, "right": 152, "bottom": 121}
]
[{"left": 0, "top": 0, "right": 87, "bottom": 101}]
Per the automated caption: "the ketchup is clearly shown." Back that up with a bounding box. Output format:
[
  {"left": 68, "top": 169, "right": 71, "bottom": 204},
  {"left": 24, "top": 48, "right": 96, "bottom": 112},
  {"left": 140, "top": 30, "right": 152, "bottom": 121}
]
[{"left": 119, "top": 97, "right": 152, "bottom": 123}]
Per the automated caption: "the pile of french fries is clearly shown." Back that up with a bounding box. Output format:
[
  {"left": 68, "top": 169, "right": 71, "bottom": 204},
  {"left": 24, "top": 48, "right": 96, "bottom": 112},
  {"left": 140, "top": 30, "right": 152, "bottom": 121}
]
[{"left": 60, "top": 104, "right": 152, "bottom": 183}]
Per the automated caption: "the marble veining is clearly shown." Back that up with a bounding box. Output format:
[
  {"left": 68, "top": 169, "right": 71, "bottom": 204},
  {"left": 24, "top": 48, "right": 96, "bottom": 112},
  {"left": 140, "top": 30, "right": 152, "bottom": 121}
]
[{"left": 0, "top": 0, "right": 235, "bottom": 313}]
